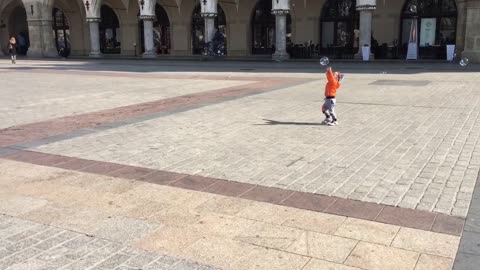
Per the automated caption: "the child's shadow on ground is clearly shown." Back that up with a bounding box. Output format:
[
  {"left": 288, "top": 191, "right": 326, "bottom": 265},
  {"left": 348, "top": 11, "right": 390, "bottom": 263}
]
[{"left": 255, "top": 119, "right": 323, "bottom": 126}]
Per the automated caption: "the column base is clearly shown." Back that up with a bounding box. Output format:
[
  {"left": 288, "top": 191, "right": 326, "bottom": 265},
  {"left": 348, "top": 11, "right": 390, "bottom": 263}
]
[
  {"left": 272, "top": 51, "right": 290, "bottom": 61},
  {"left": 43, "top": 48, "right": 58, "bottom": 58},
  {"left": 354, "top": 53, "right": 375, "bottom": 61},
  {"left": 89, "top": 52, "right": 102, "bottom": 58},
  {"left": 463, "top": 51, "right": 480, "bottom": 64},
  {"left": 27, "top": 48, "right": 43, "bottom": 58},
  {"left": 142, "top": 52, "right": 157, "bottom": 58}
]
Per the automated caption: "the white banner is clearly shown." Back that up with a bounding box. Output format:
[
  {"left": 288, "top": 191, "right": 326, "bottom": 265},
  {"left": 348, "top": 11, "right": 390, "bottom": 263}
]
[
  {"left": 420, "top": 18, "right": 436, "bottom": 47},
  {"left": 406, "top": 19, "right": 418, "bottom": 60}
]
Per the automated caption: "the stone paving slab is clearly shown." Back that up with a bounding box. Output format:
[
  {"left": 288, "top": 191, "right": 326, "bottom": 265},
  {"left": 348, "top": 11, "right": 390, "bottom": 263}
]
[
  {"left": 0, "top": 215, "right": 217, "bottom": 270},
  {"left": 0, "top": 160, "right": 460, "bottom": 270}
]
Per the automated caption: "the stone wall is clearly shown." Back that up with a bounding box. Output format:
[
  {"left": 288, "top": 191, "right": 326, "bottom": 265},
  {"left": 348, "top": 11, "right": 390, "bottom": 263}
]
[
  {"left": 464, "top": 0, "right": 480, "bottom": 62},
  {"left": 0, "top": 0, "right": 478, "bottom": 62}
]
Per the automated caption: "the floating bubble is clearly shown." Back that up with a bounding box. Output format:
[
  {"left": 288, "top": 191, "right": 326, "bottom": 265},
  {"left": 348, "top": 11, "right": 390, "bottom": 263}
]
[
  {"left": 409, "top": 5, "right": 417, "bottom": 13},
  {"left": 320, "top": 56, "right": 330, "bottom": 66},
  {"left": 460, "top": 58, "right": 469, "bottom": 67}
]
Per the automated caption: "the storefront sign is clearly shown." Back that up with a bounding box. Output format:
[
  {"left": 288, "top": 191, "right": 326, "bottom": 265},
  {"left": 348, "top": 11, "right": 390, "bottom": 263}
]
[{"left": 420, "top": 18, "right": 436, "bottom": 47}]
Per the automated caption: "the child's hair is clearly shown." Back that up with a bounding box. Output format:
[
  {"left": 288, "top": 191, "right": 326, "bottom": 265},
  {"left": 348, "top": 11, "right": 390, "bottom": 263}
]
[{"left": 334, "top": 72, "right": 344, "bottom": 82}]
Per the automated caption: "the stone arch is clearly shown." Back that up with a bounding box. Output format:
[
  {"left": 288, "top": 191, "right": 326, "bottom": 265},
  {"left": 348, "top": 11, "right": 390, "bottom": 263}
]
[
  {"left": 1, "top": 0, "right": 28, "bottom": 55},
  {"left": 51, "top": 0, "right": 87, "bottom": 55},
  {"left": 99, "top": 3, "right": 121, "bottom": 53}
]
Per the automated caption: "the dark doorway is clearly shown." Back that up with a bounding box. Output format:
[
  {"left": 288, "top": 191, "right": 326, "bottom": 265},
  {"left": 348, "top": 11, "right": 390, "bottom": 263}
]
[
  {"left": 251, "top": 0, "right": 291, "bottom": 55},
  {"left": 400, "top": 0, "right": 457, "bottom": 59},
  {"left": 100, "top": 5, "right": 121, "bottom": 54}
]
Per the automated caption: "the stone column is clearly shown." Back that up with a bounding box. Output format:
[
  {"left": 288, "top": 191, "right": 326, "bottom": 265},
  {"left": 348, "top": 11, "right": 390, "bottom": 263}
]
[
  {"left": 140, "top": 15, "right": 156, "bottom": 58},
  {"left": 200, "top": 0, "right": 218, "bottom": 50},
  {"left": 456, "top": 0, "right": 467, "bottom": 52},
  {"left": 24, "top": 3, "right": 57, "bottom": 57},
  {"left": 27, "top": 19, "right": 44, "bottom": 57},
  {"left": 355, "top": 0, "right": 376, "bottom": 60},
  {"left": 203, "top": 15, "right": 216, "bottom": 44},
  {"left": 0, "top": 22, "right": 4, "bottom": 56},
  {"left": 272, "top": 10, "right": 290, "bottom": 61},
  {"left": 87, "top": 18, "right": 101, "bottom": 57},
  {"left": 463, "top": 1, "right": 480, "bottom": 63},
  {"left": 40, "top": 19, "right": 57, "bottom": 57}
]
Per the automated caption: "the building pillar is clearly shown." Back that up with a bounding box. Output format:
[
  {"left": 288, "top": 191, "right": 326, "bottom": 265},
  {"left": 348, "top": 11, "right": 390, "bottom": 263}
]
[
  {"left": 0, "top": 22, "right": 4, "bottom": 56},
  {"left": 87, "top": 18, "right": 101, "bottom": 57},
  {"left": 456, "top": 0, "right": 467, "bottom": 52},
  {"left": 27, "top": 19, "right": 43, "bottom": 57},
  {"left": 203, "top": 15, "right": 216, "bottom": 44},
  {"left": 355, "top": 0, "right": 376, "bottom": 60},
  {"left": 26, "top": 3, "right": 57, "bottom": 57},
  {"left": 200, "top": 0, "right": 218, "bottom": 56},
  {"left": 140, "top": 15, "right": 156, "bottom": 58},
  {"left": 463, "top": 1, "right": 480, "bottom": 63},
  {"left": 40, "top": 19, "right": 57, "bottom": 57},
  {"left": 272, "top": 10, "right": 290, "bottom": 61}
]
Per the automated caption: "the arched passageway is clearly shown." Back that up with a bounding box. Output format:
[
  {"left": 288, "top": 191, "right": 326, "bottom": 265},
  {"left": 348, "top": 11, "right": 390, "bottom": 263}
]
[
  {"left": 320, "top": 0, "right": 359, "bottom": 59},
  {"left": 139, "top": 4, "right": 171, "bottom": 55},
  {"left": 52, "top": 7, "right": 70, "bottom": 56},
  {"left": 191, "top": 4, "right": 227, "bottom": 55},
  {"left": 8, "top": 6, "right": 29, "bottom": 55},
  {"left": 100, "top": 5, "right": 121, "bottom": 54},
  {"left": 251, "top": 0, "right": 291, "bottom": 55}
]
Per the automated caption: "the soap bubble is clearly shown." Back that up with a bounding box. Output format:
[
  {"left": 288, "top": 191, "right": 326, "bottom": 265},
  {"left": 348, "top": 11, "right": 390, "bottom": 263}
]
[
  {"left": 460, "top": 58, "right": 469, "bottom": 67},
  {"left": 409, "top": 5, "right": 417, "bottom": 13},
  {"left": 319, "top": 56, "right": 330, "bottom": 66}
]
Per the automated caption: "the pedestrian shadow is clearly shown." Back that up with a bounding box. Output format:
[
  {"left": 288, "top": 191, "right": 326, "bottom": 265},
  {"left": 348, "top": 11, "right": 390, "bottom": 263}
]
[{"left": 256, "top": 119, "right": 323, "bottom": 126}]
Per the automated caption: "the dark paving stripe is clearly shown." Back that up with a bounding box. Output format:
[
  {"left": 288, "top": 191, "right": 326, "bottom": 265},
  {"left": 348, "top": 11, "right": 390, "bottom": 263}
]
[
  {"left": 454, "top": 173, "right": 480, "bottom": 269},
  {"left": 0, "top": 150, "right": 465, "bottom": 236},
  {"left": 376, "top": 206, "right": 436, "bottom": 231}
]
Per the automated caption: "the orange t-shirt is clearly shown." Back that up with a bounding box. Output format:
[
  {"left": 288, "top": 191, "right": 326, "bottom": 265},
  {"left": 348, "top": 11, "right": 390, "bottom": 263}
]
[{"left": 324, "top": 69, "right": 340, "bottom": 98}]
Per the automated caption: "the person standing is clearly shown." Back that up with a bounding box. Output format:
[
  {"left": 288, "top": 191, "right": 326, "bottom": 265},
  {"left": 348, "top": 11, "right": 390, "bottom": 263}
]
[
  {"left": 8, "top": 36, "right": 17, "bottom": 64},
  {"left": 321, "top": 67, "right": 344, "bottom": 126}
]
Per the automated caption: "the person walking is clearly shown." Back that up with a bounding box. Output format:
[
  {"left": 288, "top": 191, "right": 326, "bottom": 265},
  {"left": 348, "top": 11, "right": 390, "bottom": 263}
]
[{"left": 8, "top": 36, "right": 17, "bottom": 64}]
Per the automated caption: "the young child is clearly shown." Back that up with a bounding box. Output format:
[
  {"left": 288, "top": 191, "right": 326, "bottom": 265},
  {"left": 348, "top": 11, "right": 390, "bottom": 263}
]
[
  {"left": 8, "top": 36, "right": 16, "bottom": 64},
  {"left": 322, "top": 67, "right": 343, "bottom": 126}
]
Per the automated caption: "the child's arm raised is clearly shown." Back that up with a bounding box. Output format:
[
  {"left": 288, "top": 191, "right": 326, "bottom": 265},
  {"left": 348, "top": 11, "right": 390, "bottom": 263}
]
[{"left": 326, "top": 67, "right": 336, "bottom": 83}]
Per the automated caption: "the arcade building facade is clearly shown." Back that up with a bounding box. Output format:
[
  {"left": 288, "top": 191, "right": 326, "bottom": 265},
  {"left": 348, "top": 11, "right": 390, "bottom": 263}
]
[{"left": 0, "top": 0, "right": 479, "bottom": 62}]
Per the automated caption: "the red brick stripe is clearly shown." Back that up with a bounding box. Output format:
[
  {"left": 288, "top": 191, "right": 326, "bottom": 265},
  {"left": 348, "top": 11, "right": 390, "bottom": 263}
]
[{"left": 1, "top": 150, "right": 465, "bottom": 236}]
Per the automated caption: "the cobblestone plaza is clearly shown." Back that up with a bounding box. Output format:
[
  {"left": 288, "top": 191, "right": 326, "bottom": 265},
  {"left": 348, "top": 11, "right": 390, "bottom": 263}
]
[{"left": 0, "top": 59, "right": 479, "bottom": 269}]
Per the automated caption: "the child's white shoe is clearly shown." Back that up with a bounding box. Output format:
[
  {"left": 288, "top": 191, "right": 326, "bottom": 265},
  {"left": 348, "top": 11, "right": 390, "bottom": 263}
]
[{"left": 328, "top": 121, "right": 338, "bottom": 126}]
